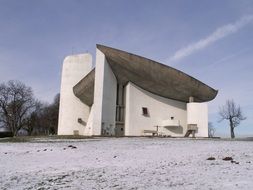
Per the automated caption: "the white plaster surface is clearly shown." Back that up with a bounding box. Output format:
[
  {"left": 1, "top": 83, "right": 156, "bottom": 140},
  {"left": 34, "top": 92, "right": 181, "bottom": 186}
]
[
  {"left": 58, "top": 54, "right": 92, "bottom": 136},
  {"left": 1, "top": 138, "right": 253, "bottom": 190},
  {"left": 187, "top": 102, "right": 208, "bottom": 137},
  {"left": 159, "top": 119, "right": 180, "bottom": 127},
  {"left": 84, "top": 105, "right": 94, "bottom": 136},
  {"left": 124, "top": 82, "right": 187, "bottom": 136},
  {"left": 92, "top": 49, "right": 117, "bottom": 136}
]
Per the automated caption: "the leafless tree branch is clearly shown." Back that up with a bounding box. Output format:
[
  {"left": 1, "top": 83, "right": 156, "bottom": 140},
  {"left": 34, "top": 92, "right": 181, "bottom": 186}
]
[{"left": 219, "top": 99, "right": 246, "bottom": 138}]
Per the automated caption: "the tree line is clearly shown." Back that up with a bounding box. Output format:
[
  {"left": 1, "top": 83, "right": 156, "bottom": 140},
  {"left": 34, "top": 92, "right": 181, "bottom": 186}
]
[{"left": 0, "top": 80, "right": 59, "bottom": 136}]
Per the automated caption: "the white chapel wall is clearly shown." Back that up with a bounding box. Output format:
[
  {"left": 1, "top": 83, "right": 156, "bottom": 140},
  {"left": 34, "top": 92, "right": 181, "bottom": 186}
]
[
  {"left": 92, "top": 49, "right": 117, "bottom": 136},
  {"left": 58, "top": 54, "right": 92, "bottom": 135},
  {"left": 187, "top": 103, "right": 208, "bottom": 137},
  {"left": 124, "top": 82, "right": 187, "bottom": 136}
]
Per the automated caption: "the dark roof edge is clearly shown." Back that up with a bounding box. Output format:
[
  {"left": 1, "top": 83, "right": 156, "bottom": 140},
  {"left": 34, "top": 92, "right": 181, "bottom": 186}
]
[{"left": 96, "top": 44, "right": 218, "bottom": 100}]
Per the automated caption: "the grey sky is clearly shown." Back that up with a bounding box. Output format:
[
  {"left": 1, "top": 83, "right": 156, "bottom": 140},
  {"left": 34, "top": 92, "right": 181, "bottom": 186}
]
[{"left": 0, "top": 0, "right": 253, "bottom": 137}]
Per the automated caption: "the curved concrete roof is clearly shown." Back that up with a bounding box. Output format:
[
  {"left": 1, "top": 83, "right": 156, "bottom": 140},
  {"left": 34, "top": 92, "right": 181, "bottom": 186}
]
[
  {"left": 73, "top": 68, "right": 95, "bottom": 106},
  {"left": 73, "top": 44, "right": 218, "bottom": 106}
]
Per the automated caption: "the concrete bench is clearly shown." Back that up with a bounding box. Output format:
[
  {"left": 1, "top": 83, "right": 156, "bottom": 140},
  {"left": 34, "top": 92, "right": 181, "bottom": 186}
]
[{"left": 143, "top": 130, "right": 158, "bottom": 136}]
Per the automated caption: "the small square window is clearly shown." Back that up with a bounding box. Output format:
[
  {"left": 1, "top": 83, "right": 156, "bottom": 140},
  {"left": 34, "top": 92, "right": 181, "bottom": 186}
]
[{"left": 142, "top": 107, "right": 148, "bottom": 116}]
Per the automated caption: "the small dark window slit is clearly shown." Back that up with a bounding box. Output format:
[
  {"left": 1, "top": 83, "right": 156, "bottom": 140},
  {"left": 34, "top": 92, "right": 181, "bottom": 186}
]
[{"left": 142, "top": 107, "right": 148, "bottom": 116}]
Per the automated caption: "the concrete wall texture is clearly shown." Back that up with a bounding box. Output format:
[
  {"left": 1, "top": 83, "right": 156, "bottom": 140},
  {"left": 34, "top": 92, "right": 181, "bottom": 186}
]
[
  {"left": 58, "top": 54, "right": 92, "bottom": 135},
  {"left": 57, "top": 47, "right": 211, "bottom": 137},
  {"left": 124, "top": 82, "right": 187, "bottom": 136},
  {"left": 92, "top": 49, "right": 117, "bottom": 136},
  {"left": 187, "top": 103, "right": 208, "bottom": 137}
]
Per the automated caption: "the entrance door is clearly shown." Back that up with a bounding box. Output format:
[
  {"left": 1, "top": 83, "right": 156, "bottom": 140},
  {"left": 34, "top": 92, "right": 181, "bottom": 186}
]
[{"left": 115, "top": 122, "right": 124, "bottom": 136}]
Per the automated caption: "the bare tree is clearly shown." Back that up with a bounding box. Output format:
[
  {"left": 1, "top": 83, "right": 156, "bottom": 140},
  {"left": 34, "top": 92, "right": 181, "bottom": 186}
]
[
  {"left": 42, "top": 93, "right": 60, "bottom": 134},
  {"left": 30, "top": 94, "right": 60, "bottom": 135},
  {"left": 219, "top": 100, "right": 246, "bottom": 138},
  {"left": 208, "top": 122, "right": 215, "bottom": 137},
  {"left": 0, "top": 80, "right": 36, "bottom": 136},
  {"left": 23, "top": 101, "right": 44, "bottom": 135}
]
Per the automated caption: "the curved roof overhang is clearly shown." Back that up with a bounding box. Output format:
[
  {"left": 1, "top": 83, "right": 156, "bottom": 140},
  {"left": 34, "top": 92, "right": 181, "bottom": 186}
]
[
  {"left": 73, "top": 44, "right": 218, "bottom": 106},
  {"left": 73, "top": 68, "right": 95, "bottom": 106}
]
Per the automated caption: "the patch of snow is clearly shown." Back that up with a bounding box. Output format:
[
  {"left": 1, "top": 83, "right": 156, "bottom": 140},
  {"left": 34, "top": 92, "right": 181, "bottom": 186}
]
[{"left": 0, "top": 138, "right": 253, "bottom": 189}]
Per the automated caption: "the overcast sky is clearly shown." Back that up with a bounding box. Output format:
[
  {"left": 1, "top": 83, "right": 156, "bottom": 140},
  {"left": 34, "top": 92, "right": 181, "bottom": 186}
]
[{"left": 0, "top": 0, "right": 253, "bottom": 137}]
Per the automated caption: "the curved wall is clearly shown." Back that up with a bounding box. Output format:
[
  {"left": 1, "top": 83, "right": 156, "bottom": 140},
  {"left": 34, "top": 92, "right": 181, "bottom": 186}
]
[
  {"left": 58, "top": 54, "right": 92, "bottom": 135},
  {"left": 187, "top": 103, "right": 208, "bottom": 137},
  {"left": 92, "top": 49, "right": 117, "bottom": 136},
  {"left": 124, "top": 82, "right": 187, "bottom": 136}
]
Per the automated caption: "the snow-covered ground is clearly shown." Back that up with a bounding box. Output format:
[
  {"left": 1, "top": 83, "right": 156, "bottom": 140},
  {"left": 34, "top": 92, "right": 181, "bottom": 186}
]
[{"left": 0, "top": 137, "right": 253, "bottom": 190}]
